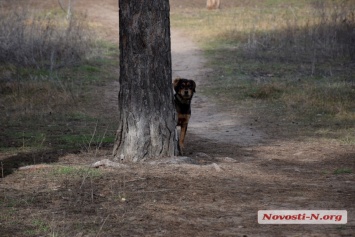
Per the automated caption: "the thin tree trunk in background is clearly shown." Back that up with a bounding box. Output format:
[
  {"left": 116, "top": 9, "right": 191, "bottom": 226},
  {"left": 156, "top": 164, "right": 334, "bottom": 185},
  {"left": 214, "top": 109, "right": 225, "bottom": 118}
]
[{"left": 113, "top": 0, "right": 176, "bottom": 162}]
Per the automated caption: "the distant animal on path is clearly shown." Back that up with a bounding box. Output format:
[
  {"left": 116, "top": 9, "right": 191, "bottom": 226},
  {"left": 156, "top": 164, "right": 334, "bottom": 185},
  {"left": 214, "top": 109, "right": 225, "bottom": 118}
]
[{"left": 207, "top": 0, "right": 220, "bottom": 10}]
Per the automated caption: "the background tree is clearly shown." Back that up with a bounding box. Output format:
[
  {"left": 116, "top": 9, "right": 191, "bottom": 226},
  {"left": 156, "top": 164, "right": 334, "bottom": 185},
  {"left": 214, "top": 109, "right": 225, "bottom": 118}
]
[
  {"left": 58, "top": 0, "right": 76, "bottom": 19},
  {"left": 113, "top": 0, "right": 176, "bottom": 162}
]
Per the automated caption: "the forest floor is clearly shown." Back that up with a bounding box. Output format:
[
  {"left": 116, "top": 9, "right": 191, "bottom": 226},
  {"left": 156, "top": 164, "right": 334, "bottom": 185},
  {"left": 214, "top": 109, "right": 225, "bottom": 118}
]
[{"left": 0, "top": 0, "right": 354, "bottom": 236}]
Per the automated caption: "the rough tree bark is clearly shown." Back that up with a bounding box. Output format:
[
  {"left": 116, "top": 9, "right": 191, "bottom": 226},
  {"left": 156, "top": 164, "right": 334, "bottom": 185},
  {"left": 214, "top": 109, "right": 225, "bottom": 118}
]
[{"left": 113, "top": 0, "right": 176, "bottom": 162}]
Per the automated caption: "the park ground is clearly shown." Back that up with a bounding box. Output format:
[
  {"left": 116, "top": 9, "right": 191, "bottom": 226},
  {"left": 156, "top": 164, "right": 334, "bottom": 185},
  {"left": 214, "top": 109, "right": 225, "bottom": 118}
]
[{"left": 0, "top": 0, "right": 354, "bottom": 236}]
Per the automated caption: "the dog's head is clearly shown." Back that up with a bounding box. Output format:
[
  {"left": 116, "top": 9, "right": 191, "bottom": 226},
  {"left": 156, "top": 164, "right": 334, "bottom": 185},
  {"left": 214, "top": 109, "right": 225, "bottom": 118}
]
[{"left": 173, "top": 78, "right": 196, "bottom": 100}]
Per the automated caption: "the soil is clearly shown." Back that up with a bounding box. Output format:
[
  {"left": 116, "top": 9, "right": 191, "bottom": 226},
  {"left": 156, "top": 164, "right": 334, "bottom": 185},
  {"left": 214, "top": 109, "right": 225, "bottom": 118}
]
[{"left": 0, "top": 0, "right": 354, "bottom": 236}]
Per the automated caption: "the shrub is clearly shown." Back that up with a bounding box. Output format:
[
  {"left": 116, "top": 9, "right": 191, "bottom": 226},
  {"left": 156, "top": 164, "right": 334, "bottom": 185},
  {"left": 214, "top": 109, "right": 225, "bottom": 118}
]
[
  {"left": 242, "top": 1, "right": 355, "bottom": 63},
  {"left": 0, "top": 7, "right": 93, "bottom": 71}
]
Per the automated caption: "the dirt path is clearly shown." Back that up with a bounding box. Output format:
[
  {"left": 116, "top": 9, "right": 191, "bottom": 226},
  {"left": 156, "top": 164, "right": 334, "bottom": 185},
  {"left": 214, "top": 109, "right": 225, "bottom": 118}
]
[
  {"left": 171, "top": 30, "right": 263, "bottom": 152},
  {"left": 86, "top": 0, "right": 265, "bottom": 153},
  {"left": 1, "top": 1, "right": 354, "bottom": 237}
]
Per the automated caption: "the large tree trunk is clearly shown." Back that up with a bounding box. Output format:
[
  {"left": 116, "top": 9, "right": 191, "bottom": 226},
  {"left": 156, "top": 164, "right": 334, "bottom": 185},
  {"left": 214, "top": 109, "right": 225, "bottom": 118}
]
[{"left": 113, "top": 0, "right": 176, "bottom": 162}]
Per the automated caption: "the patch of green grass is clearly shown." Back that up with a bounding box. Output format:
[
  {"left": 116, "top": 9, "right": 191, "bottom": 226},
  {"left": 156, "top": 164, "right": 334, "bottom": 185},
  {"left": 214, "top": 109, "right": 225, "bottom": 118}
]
[
  {"left": 262, "top": 0, "right": 313, "bottom": 7},
  {"left": 52, "top": 166, "right": 103, "bottom": 177},
  {"left": 247, "top": 83, "right": 284, "bottom": 100},
  {"left": 339, "top": 133, "right": 355, "bottom": 145},
  {"left": 59, "top": 134, "right": 91, "bottom": 147},
  {"left": 334, "top": 168, "right": 353, "bottom": 175},
  {"left": 95, "top": 40, "right": 120, "bottom": 58},
  {"left": 65, "top": 125, "right": 113, "bottom": 149},
  {"left": 31, "top": 219, "right": 51, "bottom": 233},
  {"left": 80, "top": 65, "right": 101, "bottom": 73},
  {"left": 35, "top": 7, "right": 68, "bottom": 19},
  {"left": 17, "top": 131, "right": 46, "bottom": 149},
  {"left": 23, "top": 218, "right": 55, "bottom": 236},
  {"left": 58, "top": 133, "right": 114, "bottom": 149},
  {"left": 0, "top": 110, "right": 117, "bottom": 151},
  {"left": 0, "top": 197, "right": 20, "bottom": 209},
  {"left": 67, "top": 112, "right": 98, "bottom": 122}
]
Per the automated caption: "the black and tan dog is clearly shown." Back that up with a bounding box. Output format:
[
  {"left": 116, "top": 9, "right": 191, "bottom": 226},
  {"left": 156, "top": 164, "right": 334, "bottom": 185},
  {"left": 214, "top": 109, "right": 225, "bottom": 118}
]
[{"left": 173, "top": 78, "right": 196, "bottom": 155}]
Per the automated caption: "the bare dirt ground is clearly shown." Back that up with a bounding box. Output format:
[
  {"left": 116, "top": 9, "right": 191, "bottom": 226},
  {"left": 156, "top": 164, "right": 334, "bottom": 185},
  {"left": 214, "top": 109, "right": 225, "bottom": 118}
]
[{"left": 1, "top": 0, "right": 354, "bottom": 236}]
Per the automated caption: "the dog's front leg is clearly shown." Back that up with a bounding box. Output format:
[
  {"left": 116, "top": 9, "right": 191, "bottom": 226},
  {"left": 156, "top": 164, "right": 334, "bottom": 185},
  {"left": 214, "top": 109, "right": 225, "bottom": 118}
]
[{"left": 179, "top": 124, "right": 188, "bottom": 156}]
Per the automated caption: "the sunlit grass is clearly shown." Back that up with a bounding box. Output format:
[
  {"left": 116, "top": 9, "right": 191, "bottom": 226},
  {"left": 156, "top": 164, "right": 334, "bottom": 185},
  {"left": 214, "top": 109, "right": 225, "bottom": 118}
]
[
  {"left": 171, "top": 0, "right": 355, "bottom": 142},
  {"left": 52, "top": 166, "right": 103, "bottom": 177}
]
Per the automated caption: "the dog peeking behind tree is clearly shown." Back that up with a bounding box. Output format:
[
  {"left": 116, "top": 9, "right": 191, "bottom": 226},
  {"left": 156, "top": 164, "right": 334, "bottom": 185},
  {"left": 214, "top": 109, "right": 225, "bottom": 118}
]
[{"left": 173, "top": 78, "right": 196, "bottom": 156}]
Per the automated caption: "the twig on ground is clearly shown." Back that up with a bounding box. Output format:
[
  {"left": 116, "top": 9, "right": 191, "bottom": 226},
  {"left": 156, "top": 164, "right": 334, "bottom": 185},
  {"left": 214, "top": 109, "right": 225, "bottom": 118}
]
[
  {"left": 18, "top": 164, "right": 53, "bottom": 170},
  {"left": 1, "top": 162, "right": 4, "bottom": 178},
  {"left": 211, "top": 163, "right": 223, "bottom": 172},
  {"left": 96, "top": 214, "right": 110, "bottom": 237},
  {"left": 90, "top": 159, "right": 128, "bottom": 168}
]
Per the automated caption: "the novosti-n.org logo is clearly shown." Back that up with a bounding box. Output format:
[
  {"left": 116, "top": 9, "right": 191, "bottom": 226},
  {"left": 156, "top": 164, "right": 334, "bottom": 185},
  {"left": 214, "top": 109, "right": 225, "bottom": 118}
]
[{"left": 258, "top": 210, "right": 347, "bottom": 224}]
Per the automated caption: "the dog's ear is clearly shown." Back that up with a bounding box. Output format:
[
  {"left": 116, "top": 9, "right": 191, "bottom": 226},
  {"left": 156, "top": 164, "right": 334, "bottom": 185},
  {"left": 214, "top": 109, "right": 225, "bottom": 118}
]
[
  {"left": 190, "top": 80, "right": 196, "bottom": 93},
  {"left": 173, "top": 78, "right": 180, "bottom": 92}
]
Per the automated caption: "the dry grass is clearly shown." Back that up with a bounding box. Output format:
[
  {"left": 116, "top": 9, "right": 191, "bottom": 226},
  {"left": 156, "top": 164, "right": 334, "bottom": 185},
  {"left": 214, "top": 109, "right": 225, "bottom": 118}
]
[
  {"left": 171, "top": 0, "right": 355, "bottom": 142},
  {"left": 282, "top": 82, "right": 355, "bottom": 116},
  {"left": 0, "top": 2, "right": 119, "bottom": 152},
  {"left": 1, "top": 147, "right": 354, "bottom": 236},
  {"left": 0, "top": 7, "right": 93, "bottom": 70},
  {"left": 238, "top": 1, "right": 355, "bottom": 63},
  {"left": 0, "top": 3, "right": 94, "bottom": 118},
  {"left": 173, "top": 0, "right": 355, "bottom": 63},
  {"left": 0, "top": 76, "right": 79, "bottom": 117}
]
